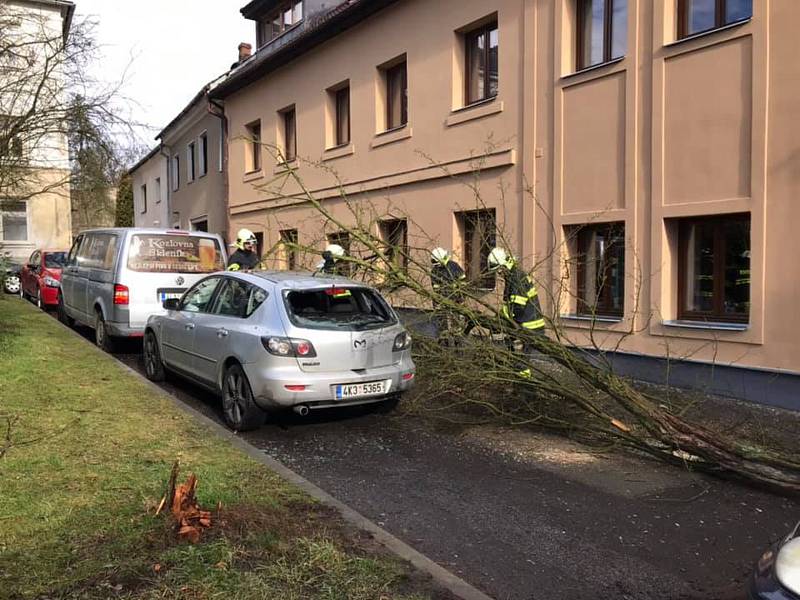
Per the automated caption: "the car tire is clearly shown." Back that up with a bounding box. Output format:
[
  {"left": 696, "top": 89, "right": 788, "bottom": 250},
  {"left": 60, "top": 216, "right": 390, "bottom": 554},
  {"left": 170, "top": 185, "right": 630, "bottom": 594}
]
[
  {"left": 4, "top": 274, "right": 20, "bottom": 295},
  {"left": 95, "top": 311, "right": 116, "bottom": 353},
  {"left": 143, "top": 331, "right": 166, "bottom": 382},
  {"left": 221, "top": 363, "right": 265, "bottom": 432},
  {"left": 57, "top": 293, "right": 74, "bottom": 327}
]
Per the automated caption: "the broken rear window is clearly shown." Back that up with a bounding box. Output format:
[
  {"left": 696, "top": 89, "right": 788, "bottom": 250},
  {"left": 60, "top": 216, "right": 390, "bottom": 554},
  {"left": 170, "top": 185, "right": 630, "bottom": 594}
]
[{"left": 283, "top": 287, "right": 397, "bottom": 331}]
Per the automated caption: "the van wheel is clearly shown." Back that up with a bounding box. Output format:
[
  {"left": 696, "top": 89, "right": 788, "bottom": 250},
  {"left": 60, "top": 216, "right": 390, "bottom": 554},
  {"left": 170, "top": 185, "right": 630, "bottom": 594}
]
[
  {"left": 221, "top": 363, "right": 265, "bottom": 431},
  {"left": 57, "top": 293, "right": 73, "bottom": 326},
  {"left": 95, "top": 311, "right": 116, "bottom": 353},
  {"left": 143, "top": 331, "right": 166, "bottom": 382}
]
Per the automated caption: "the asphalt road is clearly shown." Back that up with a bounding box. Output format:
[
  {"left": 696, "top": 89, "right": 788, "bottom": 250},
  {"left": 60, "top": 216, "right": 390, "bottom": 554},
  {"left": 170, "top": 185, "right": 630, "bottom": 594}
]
[{"left": 69, "top": 326, "right": 799, "bottom": 600}]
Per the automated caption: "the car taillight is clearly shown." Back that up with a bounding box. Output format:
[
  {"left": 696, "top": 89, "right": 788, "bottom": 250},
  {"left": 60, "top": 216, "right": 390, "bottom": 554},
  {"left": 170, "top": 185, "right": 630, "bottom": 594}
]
[
  {"left": 285, "top": 385, "right": 306, "bottom": 392},
  {"left": 402, "top": 372, "right": 415, "bottom": 381},
  {"left": 393, "top": 331, "right": 412, "bottom": 351},
  {"left": 261, "top": 337, "right": 317, "bottom": 358},
  {"left": 113, "top": 284, "right": 129, "bottom": 305}
]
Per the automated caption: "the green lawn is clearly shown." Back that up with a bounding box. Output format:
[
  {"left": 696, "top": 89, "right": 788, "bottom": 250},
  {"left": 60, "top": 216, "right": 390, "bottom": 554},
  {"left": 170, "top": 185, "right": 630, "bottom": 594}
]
[{"left": 0, "top": 297, "right": 435, "bottom": 600}]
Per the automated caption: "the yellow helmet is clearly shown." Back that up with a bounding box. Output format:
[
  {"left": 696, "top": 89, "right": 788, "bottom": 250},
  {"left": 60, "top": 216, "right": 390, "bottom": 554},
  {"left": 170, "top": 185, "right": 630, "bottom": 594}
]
[{"left": 235, "top": 228, "right": 257, "bottom": 250}]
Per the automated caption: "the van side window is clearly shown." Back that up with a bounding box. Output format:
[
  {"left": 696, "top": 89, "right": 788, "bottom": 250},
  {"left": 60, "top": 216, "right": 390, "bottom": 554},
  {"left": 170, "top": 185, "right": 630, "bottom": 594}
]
[
  {"left": 81, "top": 233, "right": 118, "bottom": 270},
  {"left": 67, "top": 235, "right": 84, "bottom": 266},
  {"left": 180, "top": 277, "right": 221, "bottom": 313},
  {"left": 211, "top": 279, "right": 267, "bottom": 319}
]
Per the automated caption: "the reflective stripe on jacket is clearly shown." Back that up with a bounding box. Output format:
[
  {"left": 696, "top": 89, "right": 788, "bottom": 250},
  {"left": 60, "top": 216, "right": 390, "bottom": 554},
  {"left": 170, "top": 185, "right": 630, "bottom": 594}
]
[{"left": 503, "top": 266, "right": 544, "bottom": 331}]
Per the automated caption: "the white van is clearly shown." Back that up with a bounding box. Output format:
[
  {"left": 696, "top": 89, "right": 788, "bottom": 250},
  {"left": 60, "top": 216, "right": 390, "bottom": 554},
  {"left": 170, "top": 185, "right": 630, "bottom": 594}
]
[{"left": 58, "top": 228, "right": 227, "bottom": 351}]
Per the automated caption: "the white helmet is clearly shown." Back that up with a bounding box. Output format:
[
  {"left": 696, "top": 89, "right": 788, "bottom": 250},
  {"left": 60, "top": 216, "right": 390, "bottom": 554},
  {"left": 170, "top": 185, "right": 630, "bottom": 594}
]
[
  {"left": 235, "top": 228, "right": 257, "bottom": 250},
  {"left": 431, "top": 247, "right": 449, "bottom": 263},
  {"left": 487, "top": 247, "right": 513, "bottom": 271},
  {"left": 325, "top": 243, "right": 345, "bottom": 258}
]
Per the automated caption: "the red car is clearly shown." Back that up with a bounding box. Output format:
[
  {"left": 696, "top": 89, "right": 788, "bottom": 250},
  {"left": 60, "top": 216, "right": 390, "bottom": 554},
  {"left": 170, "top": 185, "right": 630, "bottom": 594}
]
[{"left": 20, "top": 249, "right": 68, "bottom": 309}]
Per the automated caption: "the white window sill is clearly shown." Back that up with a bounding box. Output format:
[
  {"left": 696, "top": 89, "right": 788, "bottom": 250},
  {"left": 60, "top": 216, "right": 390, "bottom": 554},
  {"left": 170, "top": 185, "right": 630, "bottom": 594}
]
[
  {"left": 322, "top": 143, "right": 354, "bottom": 161},
  {"left": 446, "top": 99, "right": 503, "bottom": 127},
  {"left": 560, "top": 313, "right": 623, "bottom": 324},
  {"left": 371, "top": 125, "right": 411, "bottom": 149},
  {"left": 662, "top": 320, "right": 749, "bottom": 332}
]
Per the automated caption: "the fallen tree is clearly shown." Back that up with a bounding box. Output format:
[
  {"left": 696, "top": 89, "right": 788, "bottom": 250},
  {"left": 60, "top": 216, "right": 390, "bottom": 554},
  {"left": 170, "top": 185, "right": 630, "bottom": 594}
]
[{"left": 246, "top": 145, "right": 800, "bottom": 495}]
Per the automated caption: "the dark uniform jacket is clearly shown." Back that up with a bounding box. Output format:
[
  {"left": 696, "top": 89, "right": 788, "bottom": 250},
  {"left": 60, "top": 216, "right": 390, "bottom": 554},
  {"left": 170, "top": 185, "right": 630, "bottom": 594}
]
[
  {"left": 227, "top": 249, "right": 260, "bottom": 271},
  {"left": 431, "top": 260, "right": 466, "bottom": 303},
  {"left": 503, "top": 266, "right": 545, "bottom": 331}
]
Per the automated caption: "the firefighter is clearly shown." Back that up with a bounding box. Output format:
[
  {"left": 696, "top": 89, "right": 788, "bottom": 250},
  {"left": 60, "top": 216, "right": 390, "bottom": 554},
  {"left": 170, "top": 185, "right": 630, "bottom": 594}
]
[
  {"left": 315, "top": 243, "right": 346, "bottom": 275},
  {"left": 227, "top": 228, "right": 260, "bottom": 271},
  {"left": 429, "top": 248, "right": 466, "bottom": 342},
  {"left": 487, "top": 247, "right": 545, "bottom": 377}
]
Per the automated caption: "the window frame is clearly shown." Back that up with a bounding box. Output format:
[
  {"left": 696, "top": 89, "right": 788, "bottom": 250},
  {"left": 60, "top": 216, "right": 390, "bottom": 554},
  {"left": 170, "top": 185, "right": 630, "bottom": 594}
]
[
  {"left": 574, "top": 222, "right": 625, "bottom": 318},
  {"left": 245, "top": 120, "right": 262, "bottom": 173},
  {"left": 575, "top": 0, "right": 627, "bottom": 71},
  {"left": 140, "top": 183, "right": 147, "bottom": 214},
  {"left": 334, "top": 86, "right": 350, "bottom": 147},
  {"left": 677, "top": 0, "right": 752, "bottom": 40},
  {"left": 465, "top": 21, "right": 499, "bottom": 106},
  {"left": 172, "top": 155, "right": 180, "bottom": 191},
  {"left": 199, "top": 131, "right": 209, "bottom": 177},
  {"left": 460, "top": 209, "right": 496, "bottom": 291},
  {"left": 385, "top": 61, "right": 408, "bottom": 131},
  {"left": 282, "top": 107, "right": 297, "bottom": 163},
  {"left": 154, "top": 177, "right": 162, "bottom": 204},
  {"left": 327, "top": 231, "right": 351, "bottom": 276},
  {"left": 379, "top": 218, "right": 409, "bottom": 271},
  {"left": 187, "top": 142, "right": 196, "bottom": 182},
  {"left": 677, "top": 213, "right": 751, "bottom": 324},
  {"left": 280, "top": 229, "right": 298, "bottom": 270},
  {"left": 1, "top": 200, "right": 28, "bottom": 241},
  {"left": 257, "top": 1, "right": 304, "bottom": 47}
]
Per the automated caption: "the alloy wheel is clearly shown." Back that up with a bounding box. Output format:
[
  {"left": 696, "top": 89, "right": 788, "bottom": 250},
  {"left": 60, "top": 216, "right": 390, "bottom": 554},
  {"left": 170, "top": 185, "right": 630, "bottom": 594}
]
[
  {"left": 223, "top": 370, "right": 246, "bottom": 427},
  {"left": 144, "top": 335, "right": 158, "bottom": 377},
  {"left": 4, "top": 275, "right": 20, "bottom": 295}
]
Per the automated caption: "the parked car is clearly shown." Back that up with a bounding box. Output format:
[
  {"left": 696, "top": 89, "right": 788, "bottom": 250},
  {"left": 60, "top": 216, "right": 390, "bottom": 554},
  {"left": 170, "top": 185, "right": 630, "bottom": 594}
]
[
  {"left": 20, "top": 249, "right": 68, "bottom": 308},
  {"left": 750, "top": 521, "right": 800, "bottom": 599},
  {"left": 58, "top": 228, "right": 226, "bottom": 351},
  {"left": 143, "top": 271, "right": 416, "bottom": 431},
  {"left": 2, "top": 262, "right": 21, "bottom": 295}
]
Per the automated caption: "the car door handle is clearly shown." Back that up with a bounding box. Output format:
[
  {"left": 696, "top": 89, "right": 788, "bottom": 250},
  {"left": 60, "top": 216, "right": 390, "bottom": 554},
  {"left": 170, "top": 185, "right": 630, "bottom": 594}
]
[
  {"left": 217, "top": 328, "right": 229, "bottom": 337},
  {"left": 185, "top": 323, "right": 195, "bottom": 330}
]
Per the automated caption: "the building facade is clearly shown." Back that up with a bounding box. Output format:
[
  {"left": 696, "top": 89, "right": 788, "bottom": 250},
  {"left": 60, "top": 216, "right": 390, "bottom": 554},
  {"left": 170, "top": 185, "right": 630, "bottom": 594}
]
[
  {"left": 210, "top": 0, "right": 799, "bottom": 402},
  {"left": 130, "top": 146, "right": 169, "bottom": 229},
  {"left": 0, "top": 0, "right": 75, "bottom": 263}
]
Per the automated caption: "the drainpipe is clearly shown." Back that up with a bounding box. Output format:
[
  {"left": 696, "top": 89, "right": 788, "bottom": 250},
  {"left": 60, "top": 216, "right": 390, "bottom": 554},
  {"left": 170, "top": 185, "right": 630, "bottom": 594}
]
[
  {"left": 158, "top": 142, "right": 172, "bottom": 229},
  {"left": 208, "top": 98, "right": 229, "bottom": 246}
]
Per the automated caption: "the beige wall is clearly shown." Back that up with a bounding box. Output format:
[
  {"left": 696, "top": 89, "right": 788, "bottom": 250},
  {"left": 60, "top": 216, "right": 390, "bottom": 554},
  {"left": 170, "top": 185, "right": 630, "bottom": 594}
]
[
  {"left": 163, "top": 105, "right": 228, "bottom": 241},
  {"left": 225, "top": 0, "right": 799, "bottom": 374}
]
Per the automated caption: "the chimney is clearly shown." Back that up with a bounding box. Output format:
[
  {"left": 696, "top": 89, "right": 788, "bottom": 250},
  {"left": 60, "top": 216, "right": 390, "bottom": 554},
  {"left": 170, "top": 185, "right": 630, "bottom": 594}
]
[{"left": 238, "top": 43, "right": 252, "bottom": 63}]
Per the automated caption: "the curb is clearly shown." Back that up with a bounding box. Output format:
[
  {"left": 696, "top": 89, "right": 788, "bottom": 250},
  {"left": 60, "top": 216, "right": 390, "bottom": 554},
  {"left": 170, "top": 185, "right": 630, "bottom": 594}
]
[{"left": 42, "top": 303, "right": 495, "bottom": 600}]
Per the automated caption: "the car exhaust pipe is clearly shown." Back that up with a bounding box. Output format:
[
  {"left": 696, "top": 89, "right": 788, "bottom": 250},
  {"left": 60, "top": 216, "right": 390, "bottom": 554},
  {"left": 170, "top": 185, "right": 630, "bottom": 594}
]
[{"left": 293, "top": 405, "right": 310, "bottom": 417}]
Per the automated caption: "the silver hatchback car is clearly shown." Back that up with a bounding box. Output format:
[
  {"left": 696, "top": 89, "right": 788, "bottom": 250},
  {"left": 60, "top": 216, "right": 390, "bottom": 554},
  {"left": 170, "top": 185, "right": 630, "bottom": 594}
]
[{"left": 143, "top": 271, "right": 415, "bottom": 430}]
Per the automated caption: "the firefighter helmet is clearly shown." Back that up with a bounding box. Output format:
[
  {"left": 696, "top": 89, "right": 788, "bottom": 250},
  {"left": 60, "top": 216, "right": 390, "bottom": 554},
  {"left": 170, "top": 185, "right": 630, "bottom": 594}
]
[
  {"left": 487, "top": 247, "right": 514, "bottom": 271},
  {"left": 431, "top": 247, "right": 449, "bottom": 264},
  {"left": 235, "top": 228, "right": 258, "bottom": 251}
]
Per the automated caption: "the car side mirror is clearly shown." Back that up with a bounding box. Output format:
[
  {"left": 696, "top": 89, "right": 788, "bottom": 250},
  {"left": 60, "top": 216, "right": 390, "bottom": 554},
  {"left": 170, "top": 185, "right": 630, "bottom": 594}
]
[{"left": 163, "top": 298, "right": 180, "bottom": 311}]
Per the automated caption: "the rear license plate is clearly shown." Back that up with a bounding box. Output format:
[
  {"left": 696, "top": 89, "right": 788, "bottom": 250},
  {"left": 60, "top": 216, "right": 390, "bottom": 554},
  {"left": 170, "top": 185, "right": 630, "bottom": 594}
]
[
  {"left": 335, "top": 380, "right": 390, "bottom": 400},
  {"left": 157, "top": 290, "right": 184, "bottom": 302}
]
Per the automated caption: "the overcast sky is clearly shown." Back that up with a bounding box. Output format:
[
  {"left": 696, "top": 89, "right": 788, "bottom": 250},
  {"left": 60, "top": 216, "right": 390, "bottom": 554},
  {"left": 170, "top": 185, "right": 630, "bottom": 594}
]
[{"left": 75, "top": 0, "right": 253, "bottom": 151}]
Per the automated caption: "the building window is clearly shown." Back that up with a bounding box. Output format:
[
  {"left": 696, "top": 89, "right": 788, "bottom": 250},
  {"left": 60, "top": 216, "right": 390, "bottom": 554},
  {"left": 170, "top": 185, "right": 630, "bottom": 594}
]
[
  {"left": 172, "top": 155, "right": 180, "bottom": 191},
  {"left": 576, "top": 0, "right": 627, "bottom": 71},
  {"left": 245, "top": 120, "right": 261, "bottom": 172},
  {"left": 327, "top": 231, "right": 351, "bottom": 276},
  {"left": 385, "top": 60, "right": 408, "bottom": 131},
  {"left": 0, "top": 115, "right": 23, "bottom": 159},
  {"left": 465, "top": 21, "right": 499, "bottom": 105},
  {"left": 199, "top": 132, "right": 208, "bottom": 177},
  {"left": 280, "top": 229, "right": 298, "bottom": 270},
  {"left": 192, "top": 219, "right": 208, "bottom": 232},
  {"left": 379, "top": 219, "right": 408, "bottom": 271},
  {"left": 154, "top": 177, "right": 161, "bottom": 203},
  {"left": 257, "top": 1, "right": 303, "bottom": 47},
  {"left": 335, "top": 86, "right": 350, "bottom": 147},
  {"left": 140, "top": 184, "right": 147, "bottom": 214},
  {"left": 218, "top": 120, "right": 224, "bottom": 172},
  {"left": 575, "top": 222, "right": 625, "bottom": 317},
  {"left": 677, "top": 0, "right": 752, "bottom": 39},
  {"left": 1, "top": 201, "right": 27, "bottom": 241},
  {"left": 678, "top": 213, "right": 750, "bottom": 323},
  {"left": 187, "top": 142, "right": 196, "bottom": 182},
  {"left": 460, "top": 209, "right": 496, "bottom": 290},
  {"left": 281, "top": 107, "right": 297, "bottom": 162}
]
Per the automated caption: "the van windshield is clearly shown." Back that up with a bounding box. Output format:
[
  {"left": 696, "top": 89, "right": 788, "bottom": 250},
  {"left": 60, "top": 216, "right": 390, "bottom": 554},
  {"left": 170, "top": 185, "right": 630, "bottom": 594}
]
[
  {"left": 284, "top": 287, "right": 397, "bottom": 331},
  {"left": 127, "top": 234, "right": 224, "bottom": 273}
]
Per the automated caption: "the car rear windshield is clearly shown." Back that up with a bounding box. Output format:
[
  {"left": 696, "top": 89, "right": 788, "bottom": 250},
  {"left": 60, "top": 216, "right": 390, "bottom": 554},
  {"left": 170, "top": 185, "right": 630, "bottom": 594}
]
[
  {"left": 44, "top": 252, "right": 67, "bottom": 268},
  {"left": 126, "top": 234, "right": 224, "bottom": 273},
  {"left": 284, "top": 287, "right": 397, "bottom": 331}
]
